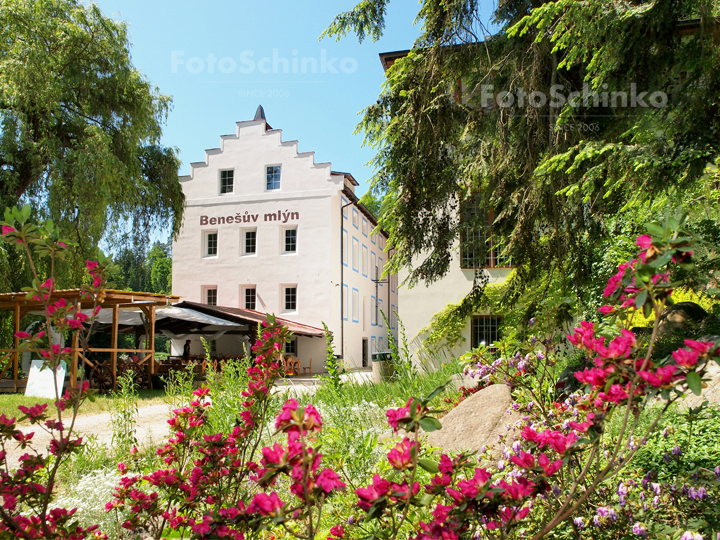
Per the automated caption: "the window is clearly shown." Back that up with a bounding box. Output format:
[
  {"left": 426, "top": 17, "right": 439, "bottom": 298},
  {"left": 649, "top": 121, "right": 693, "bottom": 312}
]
[
  {"left": 284, "top": 286, "right": 297, "bottom": 311},
  {"left": 206, "top": 288, "right": 218, "bottom": 306},
  {"left": 343, "top": 285, "right": 349, "bottom": 321},
  {"left": 362, "top": 245, "right": 368, "bottom": 277},
  {"left": 205, "top": 232, "right": 218, "bottom": 257},
  {"left": 285, "top": 339, "right": 296, "bottom": 355},
  {"left": 371, "top": 296, "right": 376, "bottom": 326},
  {"left": 472, "top": 316, "right": 502, "bottom": 349},
  {"left": 266, "top": 165, "right": 281, "bottom": 190},
  {"left": 342, "top": 229, "right": 348, "bottom": 266},
  {"left": 244, "top": 288, "right": 256, "bottom": 310},
  {"left": 220, "top": 169, "right": 234, "bottom": 194},
  {"left": 284, "top": 228, "right": 297, "bottom": 253},
  {"left": 342, "top": 197, "right": 348, "bottom": 219},
  {"left": 362, "top": 218, "right": 368, "bottom": 237},
  {"left": 352, "top": 289, "right": 359, "bottom": 322},
  {"left": 378, "top": 299, "right": 384, "bottom": 327},
  {"left": 352, "top": 237, "right": 359, "bottom": 272},
  {"left": 371, "top": 252, "right": 377, "bottom": 279},
  {"left": 460, "top": 197, "right": 511, "bottom": 269},
  {"left": 244, "top": 230, "right": 257, "bottom": 255},
  {"left": 352, "top": 208, "right": 359, "bottom": 229}
]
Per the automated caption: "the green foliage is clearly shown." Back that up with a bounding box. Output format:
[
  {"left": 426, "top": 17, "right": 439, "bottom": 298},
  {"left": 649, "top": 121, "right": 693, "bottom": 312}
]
[
  {"left": 633, "top": 404, "right": 720, "bottom": 480},
  {"left": 380, "top": 309, "right": 415, "bottom": 380},
  {"left": 163, "top": 362, "right": 195, "bottom": 411},
  {"left": 109, "top": 370, "right": 139, "bottom": 455},
  {"left": 323, "top": 0, "right": 720, "bottom": 336},
  {"left": 319, "top": 322, "right": 345, "bottom": 391},
  {"left": 0, "top": 0, "right": 183, "bottom": 287}
]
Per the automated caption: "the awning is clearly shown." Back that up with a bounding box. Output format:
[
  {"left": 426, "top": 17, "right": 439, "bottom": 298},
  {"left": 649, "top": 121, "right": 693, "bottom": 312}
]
[
  {"left": 174, "top": 302, "right": 326, "bottom": 338},
  {"left": 82, "top": 306, "right": 245, "bottom": 329}
]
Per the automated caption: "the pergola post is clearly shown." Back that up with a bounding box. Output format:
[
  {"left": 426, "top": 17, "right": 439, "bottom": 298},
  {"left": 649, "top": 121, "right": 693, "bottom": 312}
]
[
  {"left": 149, "top": 305, "right": 156, "bottom": 377},
  {"left": 111, "top": 302, "right": 119, "bottom": 391},
  {"left": 13, "top": 303, "right": 19, "bottom": 391}
]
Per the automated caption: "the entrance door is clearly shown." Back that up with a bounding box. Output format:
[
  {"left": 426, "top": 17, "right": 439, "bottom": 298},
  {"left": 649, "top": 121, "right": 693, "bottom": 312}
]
[{"left": 362, "top": 338, "right": 368, "bottom": 368}]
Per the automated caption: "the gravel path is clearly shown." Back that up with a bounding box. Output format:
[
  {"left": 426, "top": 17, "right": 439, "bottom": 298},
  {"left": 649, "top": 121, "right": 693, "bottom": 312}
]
[
  {"left": 4, "top": 404, "right": 172, "bottom": 468},
  {"left": 3, "top": 371, "right": 375, "bottom": 468}
]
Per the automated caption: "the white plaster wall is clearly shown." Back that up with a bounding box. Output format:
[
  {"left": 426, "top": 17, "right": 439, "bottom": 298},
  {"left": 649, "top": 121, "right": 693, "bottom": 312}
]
[{"left": 398, "top": 248, "right": 511, "bottom": 364}]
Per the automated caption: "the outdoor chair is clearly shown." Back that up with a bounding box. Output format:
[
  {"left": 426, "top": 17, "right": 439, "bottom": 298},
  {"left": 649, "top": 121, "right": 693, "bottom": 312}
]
[{"left": 302, "top": 358, "right": 312, "bottom": 376}]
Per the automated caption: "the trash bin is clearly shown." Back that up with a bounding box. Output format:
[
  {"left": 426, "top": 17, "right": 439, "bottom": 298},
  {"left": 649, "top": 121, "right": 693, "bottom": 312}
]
[{"left": 371, "top": 351, "right": 394, "bottom": 384}]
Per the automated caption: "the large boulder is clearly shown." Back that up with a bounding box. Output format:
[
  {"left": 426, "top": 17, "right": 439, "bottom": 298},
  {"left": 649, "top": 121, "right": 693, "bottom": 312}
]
[
  {"left": 426, "top": 384, "right": 519, "bottom": 456},
  {"left": 656, "top": 302, "right": 707, "bottom": 338}
]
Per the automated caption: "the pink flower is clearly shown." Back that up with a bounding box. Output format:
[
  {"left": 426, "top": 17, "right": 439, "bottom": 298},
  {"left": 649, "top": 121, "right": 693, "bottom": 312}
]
[
  {"left": 453, "top": 468, "right": 491, "bottom": 500},
  {"left": 595, "top": 329, "right": 636, "bottom": 359},
  {"left": 684, "top": 340, "right": 716, "bottom": 355},
  {"left": 386, "top": 405, "right": 409, "bottom": 431},
  {"left": 599, "top": 305, "right": 615, "bottom": 315},
  {"left": 638, "top": 365, "right": 678, "bottom": 387},
  {"left": 275, "top": 398, "right": 298, "bottom": 431},
  {"left": 495, "top": 478, "right": 535, "bottom": 500},
  {"left": 387, "top": 438, "right": 416, "bottom": 470},
  {"left": 510, "top": 451, "right": 535, "bottom": 469},
  {"left": 86, "top": 260, "right": 99, "bottom": 271},
  {"left": 247, "top": 492, "right": 284, "bottom": 516},
  {"left": 356, "top": 474, "right": 391, "bottom": 511},
  {"left": 636, "top": 235, "right": 653, "bottom": 250},
  {"left": 574, "top": 366, "right": 612, "bottom": 388},
  {"left": 329, "top": 525, "right": 345, "bottom": 538},
  {"left": 1, "top": 225, "right": 16, "bottom": 236},
  {"left": 14, "top": 331, "right": 32, "bottom": 339},
  {"left": 438, "top": 454, "right": 453, "bottom": 475},
  {"left": 17, "top": 403, "right": 48, "bottom": 420},
  {"left": 315, "top": 468, "right": 345, "bottom": 493},
  {"left": 538, "top": 453, "right": 562, "bottom": 476},
  {"left": 599, "top": 384, "right": 630, "bottom": 404},
  {"left": 672, "top": 347, "right": 700, "bottom": 368}
]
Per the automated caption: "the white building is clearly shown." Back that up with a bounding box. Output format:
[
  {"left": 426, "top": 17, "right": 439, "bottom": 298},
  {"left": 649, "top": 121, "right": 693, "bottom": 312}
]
[{"left": 171, "top": 107, "right": 399, "bottom": 371}]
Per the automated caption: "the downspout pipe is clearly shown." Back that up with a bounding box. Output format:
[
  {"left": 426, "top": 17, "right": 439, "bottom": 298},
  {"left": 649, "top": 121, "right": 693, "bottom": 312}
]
[{"left": 340, "top": 200, "right": 353, "bottom": 361}]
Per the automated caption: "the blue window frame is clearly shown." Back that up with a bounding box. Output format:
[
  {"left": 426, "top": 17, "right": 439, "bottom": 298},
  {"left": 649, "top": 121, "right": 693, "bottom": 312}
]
[
  {"left": 352, "top": 288, "right": 359, "bottom": 323},
  {"left": 378, "top": 257, "right": 383, "bottom": 286},
  {"left": 352, "top": 208, "right": 360, "bottom": 229},
  {"left": 362, "top": 217, "right": 368, "bottom": 237},
  {"left": 371, "top": 295, "right": 377, "bottom": 326},
  {"left": 352, "top": 237, "right": 359, "bottom": 273},
  {"left": 378, "top": 299, "right": 384, "bottom": 327},
  {"left": 341, "top": 196, "right": 348, "bottom": 219},
  {"left": 342, "top": 229, "right": 348, "bottom": 267},
  {"left": 362, "top": 245, "right": 368, "bottom": 277},
  {"left": 266, "top": 165, "right": 281, "bottom": 190},
  {"left": 343, "top": 284, "right": 349, "bottom": 321}
]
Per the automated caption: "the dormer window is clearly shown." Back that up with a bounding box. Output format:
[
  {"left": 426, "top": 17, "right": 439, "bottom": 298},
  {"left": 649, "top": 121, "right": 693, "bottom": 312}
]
[{"left": 220, "top": 170, "right": 234, "bottom": 194}]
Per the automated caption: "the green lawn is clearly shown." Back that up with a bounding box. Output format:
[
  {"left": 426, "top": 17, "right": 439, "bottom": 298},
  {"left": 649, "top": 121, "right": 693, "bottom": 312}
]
[{"left": 0, "top": 390, "right": 166, "bottom": 424}]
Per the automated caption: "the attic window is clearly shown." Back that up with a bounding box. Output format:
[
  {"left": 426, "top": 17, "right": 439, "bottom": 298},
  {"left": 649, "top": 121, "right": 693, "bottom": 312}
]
[{"left": 220, "top": 170, "right": 234, "bottom": 194}]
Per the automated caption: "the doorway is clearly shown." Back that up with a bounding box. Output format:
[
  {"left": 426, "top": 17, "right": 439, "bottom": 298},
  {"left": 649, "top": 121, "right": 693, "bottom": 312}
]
[{"left": 362, "top": 338, "right": 368, "bottom": 368}]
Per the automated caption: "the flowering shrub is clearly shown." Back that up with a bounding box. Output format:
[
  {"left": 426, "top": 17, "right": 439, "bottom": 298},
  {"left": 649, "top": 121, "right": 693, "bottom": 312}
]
[{"left": 0, "top": 206, "right": 110, "bottom": 539}]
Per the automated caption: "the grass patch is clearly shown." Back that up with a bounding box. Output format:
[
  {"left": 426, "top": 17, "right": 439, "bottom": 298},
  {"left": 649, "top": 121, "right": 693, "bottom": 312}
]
[{"left": 0, "top": 389, "right": 166, "bottom": 424}]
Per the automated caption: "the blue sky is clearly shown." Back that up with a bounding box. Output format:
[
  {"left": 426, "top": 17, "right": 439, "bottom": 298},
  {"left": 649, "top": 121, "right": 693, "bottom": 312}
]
[{"left": 92, "top": 0, "right": 425, "bottom": 194}]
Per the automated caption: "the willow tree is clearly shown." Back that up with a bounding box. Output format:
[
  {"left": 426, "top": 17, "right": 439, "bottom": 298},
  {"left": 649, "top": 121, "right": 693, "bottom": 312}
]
[
  {"left": 0, "top": 0, "right": 184, "bottom": 287},
  {"left": 324, "top": 0, "right": 720, "bottom": 323}
]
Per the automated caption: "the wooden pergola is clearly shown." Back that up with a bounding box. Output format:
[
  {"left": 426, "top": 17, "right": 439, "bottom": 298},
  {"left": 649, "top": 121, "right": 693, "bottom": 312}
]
[{"left": 0, "top": 289, "right": 179, "bottom": 392}]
